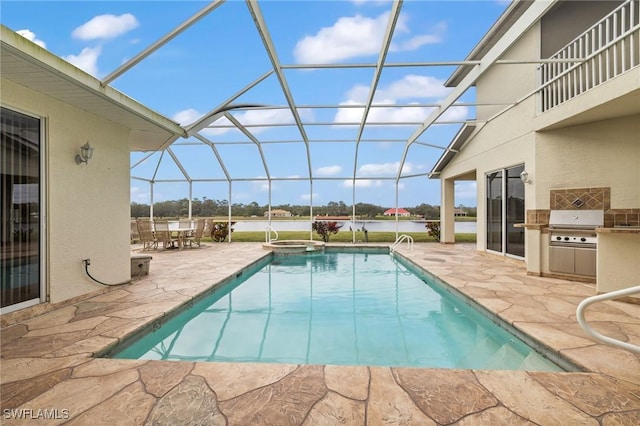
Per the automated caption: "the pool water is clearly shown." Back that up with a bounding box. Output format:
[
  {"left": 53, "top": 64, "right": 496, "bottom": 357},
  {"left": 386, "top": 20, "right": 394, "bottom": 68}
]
[{"left": 112, "top": 252, "right": 563, "bottom": 371}]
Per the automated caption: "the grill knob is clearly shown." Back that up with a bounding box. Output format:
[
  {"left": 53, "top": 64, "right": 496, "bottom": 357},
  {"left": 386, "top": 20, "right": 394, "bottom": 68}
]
[
  {"left": 581, "top": 237, "right": 586, "bottom": 242},
  {"left": 564, "top": 237, "right": 570, "bottom": 241},
  {"left": 556, "top": 236, "right": 562, "bottom": 241}
]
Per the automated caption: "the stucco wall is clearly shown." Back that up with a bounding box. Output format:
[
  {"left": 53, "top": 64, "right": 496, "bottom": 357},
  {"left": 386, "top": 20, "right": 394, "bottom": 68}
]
[
  {"left": 534, "top": 115, "right": 640, "bottom": 209},
  {"left": 2, "top": 78, "right": 131, "bottom": 302},
  {"left": 597, "top": 232, "right": 640, "bottom": 296},
  {"left": 476, "top": 22, "right": 540, "bottom": 121}
]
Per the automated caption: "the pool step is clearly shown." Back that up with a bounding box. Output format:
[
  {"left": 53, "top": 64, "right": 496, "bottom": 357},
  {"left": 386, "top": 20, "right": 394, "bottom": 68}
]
[
  {"left": 518, "top": 352, "right": 560, "bottom": 371},
  {"left": 483, "top": 343, "right": 526, "bottom": 370},
  {"left": 456, "top": 337, "right": 501, "bottom": 369}
]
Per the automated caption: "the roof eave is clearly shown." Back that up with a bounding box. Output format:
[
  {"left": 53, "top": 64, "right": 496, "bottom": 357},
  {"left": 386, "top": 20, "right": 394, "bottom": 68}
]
[
  {"left": 428, "top": 122, "right": 477, "bottom": 178},
  {"left": 1, "top": 25, "right": 186, "bottom": 150}
]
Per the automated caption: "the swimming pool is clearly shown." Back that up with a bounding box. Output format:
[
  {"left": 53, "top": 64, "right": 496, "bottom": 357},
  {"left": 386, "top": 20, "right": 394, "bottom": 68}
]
[{"left": 111, "top": 251, "right": 564, "bottom": 371}]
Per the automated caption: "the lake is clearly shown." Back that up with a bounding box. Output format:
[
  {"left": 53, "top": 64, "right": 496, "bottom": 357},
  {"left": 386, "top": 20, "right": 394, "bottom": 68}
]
[{"left": 232, "top": 220, "right": 476, "bottom": 234}]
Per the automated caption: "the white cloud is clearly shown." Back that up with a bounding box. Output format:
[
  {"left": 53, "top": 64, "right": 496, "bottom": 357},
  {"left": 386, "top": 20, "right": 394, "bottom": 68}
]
[
  {"left": 358, "top": 161, "right": 416, "bottom": 176},
  {"left": 342, "top": 179, "right": 383, "bottom": 188},
  {"left": 65, "top": 46, "right": 102, "bottom": 76},
  {"left": 131, "top": 186, "right": 150, "bottom": 202},
  {"left": 334, "top": 75, "right": 468, "bottom": 125},
  {"left": 173, "top": 109, "right": 202, "bottom": 126},
  {"left": 389, "top": 22, "right": 446, "bottom": 52},
  {"left": 16, "top": 29, "right": 46, "bottom": 48},
  {"left": 334, "top": 102, "right": 433, "bottom": 125},
  {"left": 316, "top": 165, "right": 342, "bottom": 176},
  {"left": 72, "top": 14, "right": 139, "bottom": 41},
  {"left": 294, "top": 12, "right": 444, "bottom": 64},
  {"left": 251, "top": 177, "right": 270, "bottom": 192},
  {"left": 379, "top": 75, "right": 450, "bottom": 100},
  {"left": 439, "top": 105, "right": 469, "bottom": 122},
  {"left": 174, "top": 108, "right": 310, "bottom": 136},
  {"left": 294, "top": 13, "right": 389, "bottom": 64}
]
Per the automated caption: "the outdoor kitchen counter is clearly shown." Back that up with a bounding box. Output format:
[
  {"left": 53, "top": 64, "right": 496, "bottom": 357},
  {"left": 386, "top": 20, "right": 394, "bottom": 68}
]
[
  {"left": 595, "top": 228, "right": 640, "bottom": 301},
  {"left": 514, "top": 223, "right": 548, "bottom": 230},
  {"left": 595, "top": 226, "right": 640, "bottom": 234}
]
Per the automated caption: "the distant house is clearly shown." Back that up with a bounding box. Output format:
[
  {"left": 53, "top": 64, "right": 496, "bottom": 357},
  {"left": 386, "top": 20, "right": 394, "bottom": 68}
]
[
  {"left": 265, "top": 209, "right": 292, "bottom": 217},
  {"left": 383, "top": 208, "right": 410, "bottom": 217},
  {"left": 454, "top": 208, "right": 468, "bottom": 217}
]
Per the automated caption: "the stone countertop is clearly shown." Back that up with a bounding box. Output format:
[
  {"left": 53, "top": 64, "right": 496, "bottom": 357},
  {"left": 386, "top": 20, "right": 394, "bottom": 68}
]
[
  {"left": 596, "top": 226, "right": 640, "bottom": 234},
  {"left": 514, "top": 223, "right": 548, "bottom": 230}
]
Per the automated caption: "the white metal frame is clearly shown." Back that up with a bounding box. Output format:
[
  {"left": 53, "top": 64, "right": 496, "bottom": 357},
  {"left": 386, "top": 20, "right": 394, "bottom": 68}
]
[
  {"left": 576, "top": 285, "right": 640, "bottom": 353},
  {"left": 119, "top": 1, "right": 565, "bottom": 236}
]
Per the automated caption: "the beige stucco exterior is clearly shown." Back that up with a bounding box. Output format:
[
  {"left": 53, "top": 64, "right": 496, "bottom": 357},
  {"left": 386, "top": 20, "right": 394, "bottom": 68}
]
[
  {"left": 435, "top": 1, "right": 640, "bottom": 294},
  {"left": 535, "top": 116, "right": 640, "bottom": 209},
  {"left": 597, "top": 231, "right": 640, "bottom": 297},
  {"left": 2, "top": 78, "right": 131, "bottom": 302}
]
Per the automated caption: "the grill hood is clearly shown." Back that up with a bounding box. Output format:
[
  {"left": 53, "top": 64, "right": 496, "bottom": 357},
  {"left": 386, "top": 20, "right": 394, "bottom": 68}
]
[{"left": 549, "top": 210, "right": 604, "bottom": 228}]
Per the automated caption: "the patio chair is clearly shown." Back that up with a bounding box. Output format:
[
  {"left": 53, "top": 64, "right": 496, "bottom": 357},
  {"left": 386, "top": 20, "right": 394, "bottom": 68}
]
[
  {"left": 183, "top": 218, "right": 206, "bottom": 247},
  {"left": 130, "top": 220, "right": 140, "bottom": 243},
  {"left": 179, "top": 218, "right": 193, "bottom": 230},
  {"left": 136, "top": 220, "right": 158, "bottom": 251},
  {"left": 154, "top": 219, "right": 179, "bottom": 249}
]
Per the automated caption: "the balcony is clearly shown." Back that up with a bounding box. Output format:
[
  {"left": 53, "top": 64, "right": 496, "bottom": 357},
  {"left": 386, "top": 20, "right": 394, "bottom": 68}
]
[{"left": 537, "top": 0, "right": 639, "bottom": 113}]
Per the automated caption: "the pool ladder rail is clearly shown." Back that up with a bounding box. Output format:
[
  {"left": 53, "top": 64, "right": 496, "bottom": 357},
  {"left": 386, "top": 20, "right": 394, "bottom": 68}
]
[
  {"left": 265, "top": 225, "right": 279, "bottom": 242},
  {"left": 576, "top": 285, "right": 640, "bottom": 354},
  {"left": 390, "top": 234, "right": 414, "bottom": 252}
]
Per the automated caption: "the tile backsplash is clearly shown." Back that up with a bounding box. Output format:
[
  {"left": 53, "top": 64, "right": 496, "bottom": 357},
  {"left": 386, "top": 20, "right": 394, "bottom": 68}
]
[
  {"left": 604, "top": 209, "right": 640, "bottom": 228},
  {"left": 550, "top": 187, "right": 610, "bottom": 211},
  {"left": 524, "top": 187, "right": 639, "bottom": 227}
]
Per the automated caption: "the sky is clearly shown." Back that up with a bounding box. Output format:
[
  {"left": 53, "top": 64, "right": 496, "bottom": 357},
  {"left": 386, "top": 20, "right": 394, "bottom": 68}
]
[{"left": 2, "top": 0, "right": 511, "bottom": 208}]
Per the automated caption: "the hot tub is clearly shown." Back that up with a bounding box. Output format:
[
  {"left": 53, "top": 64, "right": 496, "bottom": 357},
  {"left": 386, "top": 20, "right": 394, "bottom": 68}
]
[{"left": 262, "top": 240, "right": 325, "bottom": 254}]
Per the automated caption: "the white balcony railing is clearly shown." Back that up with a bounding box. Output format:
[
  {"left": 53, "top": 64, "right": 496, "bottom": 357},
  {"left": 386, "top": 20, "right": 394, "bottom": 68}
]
[{"left": 538, "top": 0, "right": 640, "bottom": 112}]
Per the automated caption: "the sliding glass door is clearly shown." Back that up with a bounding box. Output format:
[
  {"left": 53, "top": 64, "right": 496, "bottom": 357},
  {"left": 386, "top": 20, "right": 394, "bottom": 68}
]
[
  {"left": 1, "top": 107, "right": 42, "bottom": 312},
  {"left": 486, "top": 164, "right": 525, "bottom": 257},
  {"left": 486, "top": 171, "right": 503, "bottom": 252}
]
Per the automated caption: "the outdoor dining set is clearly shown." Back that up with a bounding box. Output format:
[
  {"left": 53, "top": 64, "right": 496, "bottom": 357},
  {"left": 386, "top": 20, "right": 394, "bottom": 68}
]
[{"left": 133, "top": 218, "right": 207, "bottom": 251}]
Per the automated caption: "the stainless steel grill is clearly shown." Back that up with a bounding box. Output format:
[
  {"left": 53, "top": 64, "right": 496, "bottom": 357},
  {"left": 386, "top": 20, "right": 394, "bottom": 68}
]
[
  {"left": 549, "top": 210, "right": 603, "bottom": 248},
  {"left": 548, "top": 209, "right": 603, "bottom": 277}
]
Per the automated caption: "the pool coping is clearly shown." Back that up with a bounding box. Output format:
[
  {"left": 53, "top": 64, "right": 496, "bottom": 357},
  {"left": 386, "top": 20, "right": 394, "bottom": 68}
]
[{"left": 2, "top": 242, "right": 639, "bottom": 424}]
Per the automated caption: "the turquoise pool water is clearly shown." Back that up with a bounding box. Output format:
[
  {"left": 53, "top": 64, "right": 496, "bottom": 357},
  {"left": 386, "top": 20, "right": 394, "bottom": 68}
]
[{"left": 112, "top": 252, "right": 563, "bottom": 371}]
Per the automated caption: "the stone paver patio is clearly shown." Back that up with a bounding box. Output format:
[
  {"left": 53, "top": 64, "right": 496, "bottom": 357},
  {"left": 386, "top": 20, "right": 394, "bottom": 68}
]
[{"left": 1, "top": 242, "right": 639, "bottom": 424}]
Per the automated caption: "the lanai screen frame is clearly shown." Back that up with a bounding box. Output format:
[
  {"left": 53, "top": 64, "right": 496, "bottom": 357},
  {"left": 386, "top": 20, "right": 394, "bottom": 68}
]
[{"left": 121, "top": 0, "right": 560, "bottom": 242}]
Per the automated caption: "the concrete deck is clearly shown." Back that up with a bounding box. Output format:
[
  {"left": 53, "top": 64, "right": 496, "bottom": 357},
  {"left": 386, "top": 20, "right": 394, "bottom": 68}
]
[{"left": 1, "top": 243, "right": 639, "bottom": 424}]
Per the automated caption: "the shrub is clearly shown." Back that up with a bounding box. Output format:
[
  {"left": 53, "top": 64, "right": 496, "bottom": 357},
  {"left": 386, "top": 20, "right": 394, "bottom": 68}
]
[
  {"left": 312, "top": 221, "right": 342, "bottom": 242},
  {"left": 209, "top": 221, "right": 235, "bottom": 242},
  {"left": 425, "top": 221, "right": 441, "bottom": 242}
]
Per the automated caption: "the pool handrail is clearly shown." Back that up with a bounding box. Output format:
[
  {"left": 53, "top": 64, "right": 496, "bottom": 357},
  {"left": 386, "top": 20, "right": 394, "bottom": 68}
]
[
  {"left": 576, "top": 285, "right": 640, "bottom": 354},
  {"left": 265, "top": 225, "right": 279, "bottom": 242},
  {"left": 390, "top": 234, "right": 413, "bottom": 252}
]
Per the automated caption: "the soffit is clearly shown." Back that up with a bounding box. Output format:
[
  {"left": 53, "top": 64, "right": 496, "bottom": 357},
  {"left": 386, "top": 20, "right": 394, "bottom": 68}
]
[{"left": 0, "top": 26, "right": 184, "bottom": 151}]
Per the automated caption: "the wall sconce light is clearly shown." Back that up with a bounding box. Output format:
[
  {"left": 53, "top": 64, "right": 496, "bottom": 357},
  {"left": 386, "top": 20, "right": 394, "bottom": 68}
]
[
  {"left": 75, "top": 142, "right": 94, "bottom": 165},
  {"left": 520, "top": 170, "right": 532, "bottom": 184}
]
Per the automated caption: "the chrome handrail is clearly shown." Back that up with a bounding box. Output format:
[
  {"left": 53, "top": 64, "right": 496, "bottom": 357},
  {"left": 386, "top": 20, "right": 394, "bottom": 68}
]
[
  {"left": 390, "top": 234, "right": 413, "bottom": 252},
  {"left": 576, "top": 285, "right": 640, "bottom": 354},
  {"left": 265, "top": 225, "right": 279, "bottom": 242}
]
